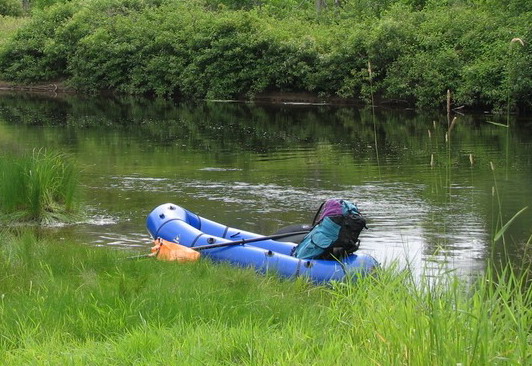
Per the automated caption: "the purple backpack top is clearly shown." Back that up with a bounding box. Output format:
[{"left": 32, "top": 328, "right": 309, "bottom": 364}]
[{"left": 315, "top": 199, "right": 344, "bottom": 224}]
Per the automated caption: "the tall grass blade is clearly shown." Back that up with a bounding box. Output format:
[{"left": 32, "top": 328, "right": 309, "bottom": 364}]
[
  {"left": 494, "top": 206, "right": 528, "bottom": 242},
  {"left": 486, "top": 121, "right": 509, "bottom": 128}
]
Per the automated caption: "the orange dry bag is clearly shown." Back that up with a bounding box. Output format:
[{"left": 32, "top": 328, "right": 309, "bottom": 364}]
[{"left": 150, "top": 238, "right": 201, "bottom": 262}]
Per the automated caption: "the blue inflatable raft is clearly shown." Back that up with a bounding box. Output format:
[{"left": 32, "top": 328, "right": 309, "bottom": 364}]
[{"left": 146, "top": 203, "right": 379, "bottom": 283}]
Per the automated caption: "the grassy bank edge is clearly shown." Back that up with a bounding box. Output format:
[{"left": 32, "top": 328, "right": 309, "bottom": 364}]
[{"left": 1, "top": 230, "right": 530, "bottom": 365}]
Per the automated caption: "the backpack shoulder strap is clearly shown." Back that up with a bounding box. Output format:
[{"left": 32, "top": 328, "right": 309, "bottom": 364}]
[{"left": 311, "top": 200, "right": 327, "bottom": 226}]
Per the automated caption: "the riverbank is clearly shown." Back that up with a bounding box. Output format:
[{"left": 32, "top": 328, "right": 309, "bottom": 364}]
[
  {"left": 0, "top": 81, "right": 365, "bottom": 106},
  {"left": 1, "top": 2, "right": 530, "bottom": 112},
  {"left": 0, "top": 81, "right": 74, "bottom": 94},
  {"left": 1, "top": 230, "right": 530, "bottom": 365}
]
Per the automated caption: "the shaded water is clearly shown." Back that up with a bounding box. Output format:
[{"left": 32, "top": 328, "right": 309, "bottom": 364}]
[{"left": 1, "top": 93, "right": 531, "bottom": 277}]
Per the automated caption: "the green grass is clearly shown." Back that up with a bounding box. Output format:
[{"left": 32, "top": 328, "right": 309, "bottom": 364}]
[
  {"left": 329, "top": 263, "right": 531, "bottom": 365},
  {"left": 0, "top": 149, "right": 81, "bottom": 224},
  {"left": 0, "top": 231, "right": 530, "bottom": 365}
]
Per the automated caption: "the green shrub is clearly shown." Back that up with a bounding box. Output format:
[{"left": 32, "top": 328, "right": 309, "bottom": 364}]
[
  {"left": 30, "top": 0, "right": 66, "bottom": 10},
  {"left": 0, "top": 0, "right": 162, "bottom": 83},
  {"left": 0, "top": 0, "right": 23, "bottom": 16},
  {"left": 0, "top": 3, "right": 76, "bottom": 82},
  {"left": 67, "top": 5, "right": 331, "bottom": 98},
  {"left": 0, "top": 15, "right": 29, "bottom": 49},
  {"left": 380, "top": 5, "right": 531, "bottom": 109},
  {"left": 0, "top": 0, "right": 530, "bottom": 110}
]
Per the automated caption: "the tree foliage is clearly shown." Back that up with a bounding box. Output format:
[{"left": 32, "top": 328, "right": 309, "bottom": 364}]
[
  {"left": 0, "top": 0, "right": 530, "bottom": 111},
  {"left": 0, "top": 0, "right": 23, "bottom": 16}
]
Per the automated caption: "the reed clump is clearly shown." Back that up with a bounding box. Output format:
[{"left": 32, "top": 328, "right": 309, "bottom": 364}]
[
  {"left": 0, "top": 149, "right": 81, "bottom": 224},
  {"left": 0, "top": 231, "right": 530, "bottom": 365}
]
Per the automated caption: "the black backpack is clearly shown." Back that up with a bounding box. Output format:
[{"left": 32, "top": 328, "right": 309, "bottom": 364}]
[{"left": 293, "top": 199, "right": 367, "bottom": 260}]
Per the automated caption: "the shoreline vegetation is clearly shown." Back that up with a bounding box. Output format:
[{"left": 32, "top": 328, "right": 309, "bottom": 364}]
[
  {"left": 0, "top": 231, "right": 530, "bottom": 364},
  {"left": 0, "top": 149, "right": 81, "bottom": 224},
  {"left": 0, "top": 1, "right": 531, "bottom": 113}
]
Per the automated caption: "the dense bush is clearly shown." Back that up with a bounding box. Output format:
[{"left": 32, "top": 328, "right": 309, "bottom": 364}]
[
  {"left": 0, "top": 3, "right": 76, "bottom": 81},
  {"left": 29, "top": 0, "right": 68, "bottom": 10},
  {"left": 0, "top": 16, "right": 28, "bottom": 49},
  {"left": 380, "top": 5, "right": 531, "bottom": 110},
  {"left": 0, "top": 0, "right": 530, "bottom": 111},
  {"left": 0, "top": 0, "right": 23, "bottom": 16}
]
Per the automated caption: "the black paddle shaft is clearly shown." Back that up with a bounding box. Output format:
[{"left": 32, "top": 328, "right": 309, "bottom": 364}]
[{"left": 192, "top": 230, "right": 310, "bottom": 251}]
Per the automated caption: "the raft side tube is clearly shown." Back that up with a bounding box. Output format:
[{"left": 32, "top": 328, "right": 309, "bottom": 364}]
[
  {"left": 146, "top": 203, "right": 379, "bottom": 283},
  {"left": 147, "top": 203, "right": 299, "bottom": 254},
  {"left": 199, "top": 245, "right": 348, "bottom": 283}
]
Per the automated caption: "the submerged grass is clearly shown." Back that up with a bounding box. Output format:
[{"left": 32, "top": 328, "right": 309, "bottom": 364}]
[
  {"left": 0, "top": 231, "right": 530, "bottom": 365},
  {"left": 0, "top": 149, "right": 81, "bottom": 224}
]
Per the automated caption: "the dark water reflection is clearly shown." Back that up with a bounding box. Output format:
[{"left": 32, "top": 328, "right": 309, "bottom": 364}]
[{"left": 1, "top": 93, "right": 531, "bottom": 278}]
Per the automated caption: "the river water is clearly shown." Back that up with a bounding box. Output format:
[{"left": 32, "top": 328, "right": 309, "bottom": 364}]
[{"left": 1, "top": 93, "right": 531, "bottom": 278}]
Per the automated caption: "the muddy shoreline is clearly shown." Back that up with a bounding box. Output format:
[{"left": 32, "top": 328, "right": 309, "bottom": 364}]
[
  {"left": 0, "top": 81, "right": 75, "bottom": 94},
  {"left": 0, "top": 81, "right": 384, "bottom": 107}
]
